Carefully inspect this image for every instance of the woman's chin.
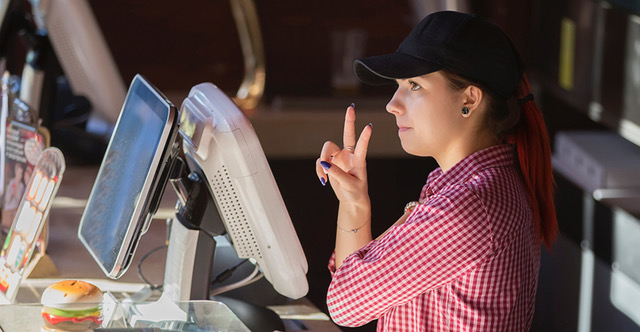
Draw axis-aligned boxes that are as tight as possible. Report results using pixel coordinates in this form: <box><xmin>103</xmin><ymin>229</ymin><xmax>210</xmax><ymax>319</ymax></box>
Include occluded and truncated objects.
<box><xmin>400</xmin><ymin>143</ymin><xmax>429</xmax><ymax>157</ymax></box>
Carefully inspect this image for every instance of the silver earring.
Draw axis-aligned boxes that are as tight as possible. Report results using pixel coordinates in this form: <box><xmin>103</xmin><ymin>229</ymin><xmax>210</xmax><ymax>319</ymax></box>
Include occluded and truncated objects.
<box><xmin>462</xmin><ymin>107</ymin><xmax>469</xmax><ymax>115</ymax></box>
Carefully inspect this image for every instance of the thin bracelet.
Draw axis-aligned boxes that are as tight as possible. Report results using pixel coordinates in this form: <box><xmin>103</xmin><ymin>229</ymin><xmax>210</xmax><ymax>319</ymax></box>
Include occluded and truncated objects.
<box><xmin>337</xmin><ymin>221</ymin><xmax>368</xmax><ymax>234</ymax></box>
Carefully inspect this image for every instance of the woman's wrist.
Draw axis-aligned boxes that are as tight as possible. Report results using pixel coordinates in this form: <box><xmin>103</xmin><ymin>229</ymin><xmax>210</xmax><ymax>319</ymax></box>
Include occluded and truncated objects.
<box><xmin>337</xmin><ymin>200</ymin><xmax>371</xmax><ymax>232</ymax></box>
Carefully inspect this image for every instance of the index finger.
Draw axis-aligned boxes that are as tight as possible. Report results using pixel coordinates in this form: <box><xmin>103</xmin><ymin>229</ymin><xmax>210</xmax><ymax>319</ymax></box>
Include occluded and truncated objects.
<box><xmin>343</xmin><ymin>104</ymin><xmax>356</xmax><ymax>150</ymax></box>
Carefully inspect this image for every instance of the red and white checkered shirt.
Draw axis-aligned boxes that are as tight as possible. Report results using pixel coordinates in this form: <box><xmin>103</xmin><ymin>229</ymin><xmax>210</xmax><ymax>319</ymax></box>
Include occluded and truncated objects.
<box><xmin>327</xmin><ymin>144</ymin><xmax>541</xmax><ymax>331</ymax></box>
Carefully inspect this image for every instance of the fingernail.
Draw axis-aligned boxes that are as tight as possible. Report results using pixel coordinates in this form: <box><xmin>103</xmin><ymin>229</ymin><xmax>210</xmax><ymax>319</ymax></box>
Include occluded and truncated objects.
<box><xmin>320</xmin><ymin>161</ymin><xmax>332</xmax><ymax>170</ymax></box>
<box><xmin>320</xmin><ymin>177</ymin><xmax>326</xmax><ymax>186</ymax></box>
<box><xmin>368</xmin><ymin>123</ymin><xmax>373</xmax><ymax>128</ymax></box>
<box><xmin>350</xmin><ymin>102</ymin><xmax>355</xmax><ymax>109</ymax></box>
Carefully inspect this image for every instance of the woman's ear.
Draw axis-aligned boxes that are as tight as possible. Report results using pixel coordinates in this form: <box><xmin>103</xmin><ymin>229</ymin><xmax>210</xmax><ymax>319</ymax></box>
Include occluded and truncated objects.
<box><xmin>462</xmin><ymin>85</ymin><xmax>483</xmax><ymax>117</ymax></box>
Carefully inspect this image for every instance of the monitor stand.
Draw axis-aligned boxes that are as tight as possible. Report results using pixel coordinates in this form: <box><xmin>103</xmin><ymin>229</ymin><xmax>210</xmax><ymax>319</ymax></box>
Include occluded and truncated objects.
<box><xmin>160</xmin><ymin>156</ymin><xmax>285</xmax><ymax>332</ymax></box>
<box><xmin>162</xmin><ymin>218</ymin><xmax>215</xmax><ymax>301</ymax></box>
<box><xmin>162</xmin><ymin>156</ymin><xmax>224</xmax><ymax>301</ymax></box>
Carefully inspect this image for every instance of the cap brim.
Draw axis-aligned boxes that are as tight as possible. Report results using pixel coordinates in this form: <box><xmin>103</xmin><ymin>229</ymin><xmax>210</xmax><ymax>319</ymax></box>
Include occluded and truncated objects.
<box><xmin>354</xmin><ymin>52</ymin><xmax>444</xmax><ymax>86</ymax></box>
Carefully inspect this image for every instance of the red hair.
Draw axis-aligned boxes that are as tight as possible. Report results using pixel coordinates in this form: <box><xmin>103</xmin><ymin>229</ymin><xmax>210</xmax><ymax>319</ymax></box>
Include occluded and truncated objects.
<box><xmin>508</xmin><ymin>73</ymin><xmax>558</xmax><ymax>250</ymax></box>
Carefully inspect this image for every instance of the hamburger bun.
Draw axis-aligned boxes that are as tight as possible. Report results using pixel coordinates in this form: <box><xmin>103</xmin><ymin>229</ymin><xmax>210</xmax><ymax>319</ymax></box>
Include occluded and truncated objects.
<box><xmin>41</xmin><ymin>280</ymin><xmax>103</xmax><ymax>308</ymax></box>
<box><xmin>41</xmin><ymin>280</ymin><xmax>103</xmax><ymax>331</ymax></box>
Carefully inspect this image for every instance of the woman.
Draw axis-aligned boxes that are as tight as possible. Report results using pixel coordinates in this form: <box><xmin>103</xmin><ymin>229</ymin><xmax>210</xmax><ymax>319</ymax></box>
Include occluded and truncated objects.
<box><xmin>315</xmin><ymin>11</ymin><xmax>558</xmax><ymax>331</ymax></box>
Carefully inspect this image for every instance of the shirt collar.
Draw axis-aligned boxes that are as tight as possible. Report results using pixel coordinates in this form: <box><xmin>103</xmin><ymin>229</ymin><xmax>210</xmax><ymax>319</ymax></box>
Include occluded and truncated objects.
<box><xmin>425</xmin><ymin>144</ymin><xmax>516</xmax><ymax>195</ymax></box>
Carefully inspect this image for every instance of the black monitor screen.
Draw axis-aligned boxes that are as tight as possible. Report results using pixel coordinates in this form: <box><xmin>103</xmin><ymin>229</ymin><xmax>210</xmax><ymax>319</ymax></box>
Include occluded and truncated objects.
<box><xmin>78</xmin><ymin>75</ymin><xmax>177</xmax><ymax>278</ymax></box>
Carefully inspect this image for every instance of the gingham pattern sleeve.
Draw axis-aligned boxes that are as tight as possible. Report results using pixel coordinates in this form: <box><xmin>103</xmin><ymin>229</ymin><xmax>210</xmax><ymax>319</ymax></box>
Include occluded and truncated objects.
<box><xmin>326</xmin><ymin>185</ymin><xmax>492</xmax><ymax>327</ymax></box>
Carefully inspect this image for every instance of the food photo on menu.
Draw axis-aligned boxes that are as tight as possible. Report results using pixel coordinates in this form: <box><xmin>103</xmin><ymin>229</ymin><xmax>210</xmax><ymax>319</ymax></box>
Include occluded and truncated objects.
<box><xmin>1</xmin><ymin>121</ymin><xmax>48</xmax><ymax>233</ymax></box>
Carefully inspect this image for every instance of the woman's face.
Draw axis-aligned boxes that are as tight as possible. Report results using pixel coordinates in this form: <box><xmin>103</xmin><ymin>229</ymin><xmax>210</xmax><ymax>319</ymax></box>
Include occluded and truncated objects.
<box><xmin>386</xmin><ymin>71</ymin><xmax>466</xmax><ymax>157</ymax></box>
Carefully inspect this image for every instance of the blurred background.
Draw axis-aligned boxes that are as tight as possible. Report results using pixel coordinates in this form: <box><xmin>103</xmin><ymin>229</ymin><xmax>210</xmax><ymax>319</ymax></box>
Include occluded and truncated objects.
<box><xmin>3</xmin><ymin>0</ymin><xmax>640</xmax><ymax>331</ymax></box>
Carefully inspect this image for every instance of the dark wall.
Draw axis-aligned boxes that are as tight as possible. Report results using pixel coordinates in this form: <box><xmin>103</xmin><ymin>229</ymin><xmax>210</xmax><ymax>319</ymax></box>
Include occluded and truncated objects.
<box><xmin>89</xmin><ymin>0</ymin><xmax>413</xmax><ymax>99</ymax></box>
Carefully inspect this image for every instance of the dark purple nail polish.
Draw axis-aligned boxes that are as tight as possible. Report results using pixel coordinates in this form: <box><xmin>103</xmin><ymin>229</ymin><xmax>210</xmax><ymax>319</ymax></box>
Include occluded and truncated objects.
<box><xmin>350</xmin><ymin>102</ymin><xmax>355</xmax><ymax>109</ymax></box>
<box><xmin>320</xmin><ymin>177</ymin><xmax>326</xmax><ymax>186</ymax></box>
<box><xmin>320</xmin><ymin>161</ymin><xmax>331</xmax><ymax>170</ymax></box>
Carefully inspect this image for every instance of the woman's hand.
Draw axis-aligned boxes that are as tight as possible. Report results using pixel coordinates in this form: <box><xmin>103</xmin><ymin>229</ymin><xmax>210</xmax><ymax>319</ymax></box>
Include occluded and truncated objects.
<box><xmin>317</xmin><ymin>104</ymin><xmax>374</xmax><ymax>268</ymax></box>
<box><xmin>316</xmin><ymin>104</ymin><xmax>373</xmax><ymax>208</ymax></box>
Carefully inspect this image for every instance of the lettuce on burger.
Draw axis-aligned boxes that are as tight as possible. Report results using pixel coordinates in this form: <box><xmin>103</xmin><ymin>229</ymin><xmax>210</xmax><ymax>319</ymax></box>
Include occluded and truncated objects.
<box><xmin>41</xmin><ymin>280</ymin><xmax>103</xmax><ymax>331</ymax></box>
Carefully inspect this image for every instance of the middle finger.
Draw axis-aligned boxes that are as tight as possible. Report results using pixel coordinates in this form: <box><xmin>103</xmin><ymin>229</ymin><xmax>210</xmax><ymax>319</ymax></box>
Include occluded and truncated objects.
<box><xmin>343</xmin><ymin>104</ymin><xmax>357</xmax><ymax>151</ymax></box>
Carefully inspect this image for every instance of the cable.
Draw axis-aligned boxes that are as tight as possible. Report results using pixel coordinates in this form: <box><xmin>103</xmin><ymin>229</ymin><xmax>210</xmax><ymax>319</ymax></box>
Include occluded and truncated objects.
<box><xmin>210</xmin><ymin>259</ymin><xmax>250</xmax><ymax>286</ymax></box>
<box><xmin>209</xmin><ymin>263</ymin><xmax>263</xmax><ymax>297</ymax></box>
<box><xmin>135</xmin><ymin>217</ymin><xmax>171</xmax><ymax>291</ymax></box>
<box><xmin>137</xmin><ymin>244</ymin><xmax>167</xmax><ymax>290</ymax></box>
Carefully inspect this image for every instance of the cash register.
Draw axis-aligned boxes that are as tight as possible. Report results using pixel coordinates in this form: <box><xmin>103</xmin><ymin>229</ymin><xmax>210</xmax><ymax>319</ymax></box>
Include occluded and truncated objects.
<box><xmin>75</xmin><ymin>74</ymin><xmax>309</xmax><ymax>330</ymax></box>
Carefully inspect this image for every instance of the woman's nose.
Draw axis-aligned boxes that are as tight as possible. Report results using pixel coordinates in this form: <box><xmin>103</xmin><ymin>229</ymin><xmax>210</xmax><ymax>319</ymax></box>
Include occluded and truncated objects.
<box><xmin>386</xmin><ymin>90</ymin><xmax>404</xmax><ymax>115</ymax></box>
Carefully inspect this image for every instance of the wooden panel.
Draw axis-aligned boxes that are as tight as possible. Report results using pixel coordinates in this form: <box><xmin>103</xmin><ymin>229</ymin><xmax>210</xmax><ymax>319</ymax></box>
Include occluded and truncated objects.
<box><xmin>89</xmin><ymin>0</ymin><xmax>412</xmax><ymax>99</ymax></box>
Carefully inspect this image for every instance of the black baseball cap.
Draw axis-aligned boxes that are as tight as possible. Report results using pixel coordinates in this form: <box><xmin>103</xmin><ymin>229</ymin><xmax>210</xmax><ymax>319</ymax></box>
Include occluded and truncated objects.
<box><xmin>354</xmin><ymin>11</ymin><xmax>524</xmax><ymax>100</ymax></box>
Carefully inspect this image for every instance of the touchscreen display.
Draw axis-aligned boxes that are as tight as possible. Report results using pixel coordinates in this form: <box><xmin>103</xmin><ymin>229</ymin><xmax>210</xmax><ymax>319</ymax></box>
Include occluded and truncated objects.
<box><xmin>78</xmin><ymin>75</ymin><xmax>175</xmax><ymax>278</ymax></box>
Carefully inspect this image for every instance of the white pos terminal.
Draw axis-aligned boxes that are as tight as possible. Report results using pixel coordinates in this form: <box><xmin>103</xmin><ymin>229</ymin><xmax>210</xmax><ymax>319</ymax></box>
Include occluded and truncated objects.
<box><xmin>77</xmin><ymin>74</ymin><xmax>308</xmax><ymax>330</ymax></box>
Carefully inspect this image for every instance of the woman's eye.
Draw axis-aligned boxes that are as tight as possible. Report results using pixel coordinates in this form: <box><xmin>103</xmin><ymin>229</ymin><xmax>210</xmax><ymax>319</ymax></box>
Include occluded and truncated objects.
<box><xmin>409</xmin><ymin>81</ymin><xmax>421</xmax><ymax>91</ymax></box>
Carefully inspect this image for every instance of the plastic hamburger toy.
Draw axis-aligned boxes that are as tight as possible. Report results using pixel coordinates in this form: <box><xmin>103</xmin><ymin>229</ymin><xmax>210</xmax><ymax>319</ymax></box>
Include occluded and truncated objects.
<box><xmin>40</xmin><ymin>280</ymin><xmax>104</xmax><ymax>331</ymax></box>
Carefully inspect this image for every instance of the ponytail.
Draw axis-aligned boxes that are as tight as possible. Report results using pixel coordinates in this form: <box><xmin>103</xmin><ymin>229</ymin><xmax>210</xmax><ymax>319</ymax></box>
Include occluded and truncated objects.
<box><xmin>442</xmin><ymin>69</ymin><xmax>559</xmax><ymax>249</ymax></box>
<box><xmin>508</xmin><ymin>73</ymin><xmax>558</xmax><ymax>250</ymax></box>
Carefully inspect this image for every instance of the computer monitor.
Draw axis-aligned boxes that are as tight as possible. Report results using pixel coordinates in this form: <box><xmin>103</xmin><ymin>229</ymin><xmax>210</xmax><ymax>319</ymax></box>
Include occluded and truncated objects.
<box><xmin>78</xmin><ymin>74</ymin><xmax>308</xmax><ymax>300</ymax></box>
<box><xmin>173</xmin><ymin>82</ymin><xmax>308</xmax><ymax>300</ymax></box>
<box><xmin>27</xmin><ymin>0</ymin><xmax>126</xmax><ymax>125</ymax></box>
<box><xmin>77</xmin><ymin>74</ymin><xmax>178</xmax><ymax>279</ymax></box>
